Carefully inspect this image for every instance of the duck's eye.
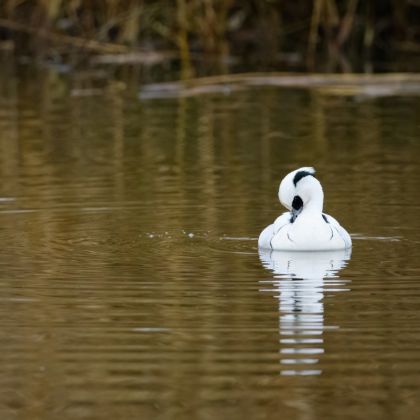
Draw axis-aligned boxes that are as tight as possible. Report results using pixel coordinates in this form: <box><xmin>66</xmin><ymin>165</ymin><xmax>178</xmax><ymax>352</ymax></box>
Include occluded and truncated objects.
<box><xmin>292</xmin><ymin>195</ymin><xmax>303</xmax><ymax>210</ymax></box>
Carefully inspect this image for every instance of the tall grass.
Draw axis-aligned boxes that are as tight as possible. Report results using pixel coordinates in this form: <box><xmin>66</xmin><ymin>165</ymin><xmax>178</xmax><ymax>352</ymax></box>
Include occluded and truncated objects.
<box><xmin>0</xmin><ymin>0</ymin><xmax>418</xmax><ymax>72</ymax></box>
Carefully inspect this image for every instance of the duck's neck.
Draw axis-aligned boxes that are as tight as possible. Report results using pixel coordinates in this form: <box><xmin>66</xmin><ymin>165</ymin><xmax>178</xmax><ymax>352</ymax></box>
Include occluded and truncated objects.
<box><xmin>302</xmin><ymin>191</ymin><xmax>324</xmax><ymax>215</ymax></box>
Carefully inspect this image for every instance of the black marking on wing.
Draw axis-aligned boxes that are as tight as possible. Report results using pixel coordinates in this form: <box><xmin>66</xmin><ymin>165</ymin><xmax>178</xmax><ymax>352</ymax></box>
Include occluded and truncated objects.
<box><xmin>293</xmin><ymin>170</ymin><xmax>314</xmax><ymax>186</ymax></box>
<box><xmin>322</xmin><ymin>214</ymin><xmax>329</xmax><ymax>223</ymax></box>
<box><xmin>270</xmin><ymin>223</ymin><xmax>288</xmax><ymax>249</ymax></box>
<box><xmin>333</xmin><ymin>226</ymin><xmax>347</xmax><ymax>246</ymax></box>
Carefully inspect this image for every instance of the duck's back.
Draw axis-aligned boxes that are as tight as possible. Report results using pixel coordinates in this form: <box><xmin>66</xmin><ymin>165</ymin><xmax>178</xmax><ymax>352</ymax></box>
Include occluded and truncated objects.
<box><xmin>260</xmin><ymin>212</ymin><xmax>351</xmax><ymax>251</ymax></box>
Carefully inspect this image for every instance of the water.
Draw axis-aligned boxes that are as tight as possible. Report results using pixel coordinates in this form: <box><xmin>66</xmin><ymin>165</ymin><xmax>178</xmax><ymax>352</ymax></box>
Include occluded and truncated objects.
<box><xmin>0</xmin><ymin>65</ymin><xmax>420</xmax><ymax>420</ymax></box>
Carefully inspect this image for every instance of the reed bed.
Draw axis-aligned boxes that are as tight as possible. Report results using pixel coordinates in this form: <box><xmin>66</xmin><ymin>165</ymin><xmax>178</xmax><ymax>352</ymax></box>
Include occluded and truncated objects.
<box><xmin>0</xmin><ymin>0</ymin><xmax>418</xmax><ymax>72</ymax></box>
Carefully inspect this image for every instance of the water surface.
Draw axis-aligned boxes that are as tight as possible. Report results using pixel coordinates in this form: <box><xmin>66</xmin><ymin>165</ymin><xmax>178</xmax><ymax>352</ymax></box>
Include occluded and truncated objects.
<box><xmin>0</xmin><ymin>66</ymin><xmax>419</xmax><ymax>420</ymax></box>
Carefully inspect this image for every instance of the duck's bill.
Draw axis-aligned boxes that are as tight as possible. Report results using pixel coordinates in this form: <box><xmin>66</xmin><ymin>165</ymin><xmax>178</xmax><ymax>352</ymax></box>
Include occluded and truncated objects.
<box><xmin>291</xmin><ymin>207</ymin><xmax>302</xmax><ymax>223</ymax></box>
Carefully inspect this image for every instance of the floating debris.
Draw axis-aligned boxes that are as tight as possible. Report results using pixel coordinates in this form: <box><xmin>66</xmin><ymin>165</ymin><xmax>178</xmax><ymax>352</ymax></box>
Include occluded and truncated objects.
<box><xmin>139</xmin><ymin>73</ymin><xmax>420</xmax><ymax>100</ymax></box>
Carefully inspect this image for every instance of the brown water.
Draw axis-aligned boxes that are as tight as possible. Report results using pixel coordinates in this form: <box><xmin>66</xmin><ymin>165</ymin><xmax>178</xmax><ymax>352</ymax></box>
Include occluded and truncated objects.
<box><xmin>0</xmin><ymin>66</ymin><xmax>420</xmax><ymax>420</ymax></box>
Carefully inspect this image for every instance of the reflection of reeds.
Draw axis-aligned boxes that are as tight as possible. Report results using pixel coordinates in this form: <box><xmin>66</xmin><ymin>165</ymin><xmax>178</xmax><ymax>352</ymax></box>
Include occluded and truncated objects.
<box><xmin>0</xmin><ymin>1</ymin><xmax>418</xmax><ymax>73</ymax></box>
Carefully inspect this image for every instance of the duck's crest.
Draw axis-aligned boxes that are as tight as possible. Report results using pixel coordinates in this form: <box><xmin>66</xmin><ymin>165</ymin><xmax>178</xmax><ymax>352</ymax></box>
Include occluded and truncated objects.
<box><xmin>293</xmin><ymin>167</ymin><xmax>316</xmax><ymax>186</ymax></box>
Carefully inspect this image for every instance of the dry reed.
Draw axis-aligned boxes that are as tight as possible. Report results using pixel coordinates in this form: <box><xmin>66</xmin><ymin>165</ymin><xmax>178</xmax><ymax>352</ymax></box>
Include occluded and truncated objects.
<box><xmin>0</xmin><ymin>0</ymin><xmax>418</xmax><ymax>73</ymax></box>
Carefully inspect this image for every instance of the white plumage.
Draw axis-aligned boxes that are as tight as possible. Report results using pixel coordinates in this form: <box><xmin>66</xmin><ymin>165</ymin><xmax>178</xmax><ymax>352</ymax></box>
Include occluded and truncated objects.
<box><xmin>258</xmin><ymin>167</ymin><xmax>351</xmax><ymax>251</ymax></box>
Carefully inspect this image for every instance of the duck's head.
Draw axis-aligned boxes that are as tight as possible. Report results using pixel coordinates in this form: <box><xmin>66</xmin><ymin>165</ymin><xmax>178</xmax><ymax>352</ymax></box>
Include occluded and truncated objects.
<box><xmin>278</xmin><ymin>167</ymin><xmax>324</xmax><ymax>219</ymax></box>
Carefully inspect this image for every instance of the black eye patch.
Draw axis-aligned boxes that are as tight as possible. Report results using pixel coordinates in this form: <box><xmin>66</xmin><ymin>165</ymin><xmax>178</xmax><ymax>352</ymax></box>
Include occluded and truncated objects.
<box><xmin>292</xmin><ymin>195</ymin><xmax>303</xmax><ymax>210</ymax></box>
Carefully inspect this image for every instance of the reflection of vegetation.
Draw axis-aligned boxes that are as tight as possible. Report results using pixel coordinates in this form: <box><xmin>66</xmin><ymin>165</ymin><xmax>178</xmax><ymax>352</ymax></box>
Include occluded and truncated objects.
<box><xmin>0</xmin><ymin>1</ymin><xmax>419</xmax><ymax>73</ymax></box>
<box><xmin>1</xmin><ymin>68</ymin><xmax>419</xmax><ymax>241</ymax></box>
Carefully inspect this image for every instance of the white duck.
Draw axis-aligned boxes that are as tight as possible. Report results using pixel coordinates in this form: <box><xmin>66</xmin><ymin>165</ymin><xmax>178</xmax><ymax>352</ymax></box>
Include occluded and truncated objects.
<box><xmin>258</xmin><ymin>167</ymin><xmax>352</xmax><ymax>251</ymax></box>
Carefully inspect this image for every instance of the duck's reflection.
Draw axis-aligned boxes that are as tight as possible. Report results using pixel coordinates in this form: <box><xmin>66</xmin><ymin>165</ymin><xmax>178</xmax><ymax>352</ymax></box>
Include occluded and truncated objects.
<box><xmin>259</xmin><ymin>249</ymin><xmax>351</xmax><ymax>376</ymax></box>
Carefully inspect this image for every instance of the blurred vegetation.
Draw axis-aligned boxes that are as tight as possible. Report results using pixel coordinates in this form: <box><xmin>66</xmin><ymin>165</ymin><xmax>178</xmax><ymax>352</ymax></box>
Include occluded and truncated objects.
<box><xmin>0</xmin><ymin>0</ymin><xmax>419</xmax><ymax>74</ymax></box>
